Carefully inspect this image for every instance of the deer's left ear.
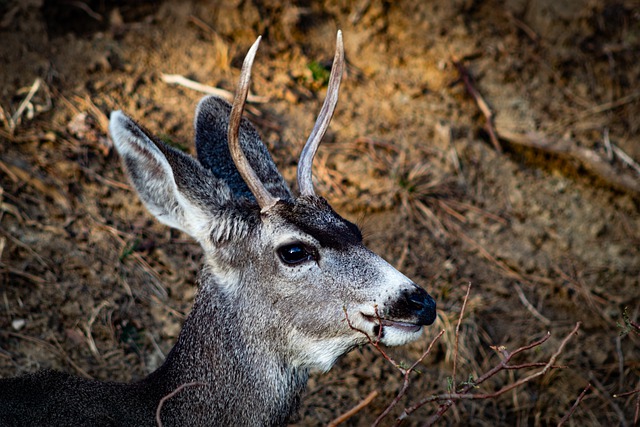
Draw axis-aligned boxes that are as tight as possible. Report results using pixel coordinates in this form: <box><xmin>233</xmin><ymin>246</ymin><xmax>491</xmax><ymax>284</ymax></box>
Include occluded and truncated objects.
<box><xmin>110</xmin><ymin>111</ymin><xmax>250</xmax><ymax>245</ymax></box>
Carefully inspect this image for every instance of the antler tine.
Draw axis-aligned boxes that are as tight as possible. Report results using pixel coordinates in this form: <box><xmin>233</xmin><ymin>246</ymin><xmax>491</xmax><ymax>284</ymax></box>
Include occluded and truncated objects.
<box><xmin>228</xmin><ymin>36</ymin><xmax>280</xmax><ymax>212</ymax></box>
<box><xmin>297</xmin><ymin>30</ymin><xmax>345</xmax><ymax>197</ymax></box>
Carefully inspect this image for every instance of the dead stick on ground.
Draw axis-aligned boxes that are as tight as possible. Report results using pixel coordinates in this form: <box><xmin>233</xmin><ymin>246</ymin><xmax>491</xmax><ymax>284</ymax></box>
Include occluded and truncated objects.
<box><xmin>327</xmin><ymin>390</ymin><xmax>379</xmax><ymax>427</ymax></box>
<box><xmin>513</xmin><ymin>283</ymin><xmax>551</xmax><ymax>326</ymax></box>
<box><xmin>496</xmin><ymin>129</ymin><xmax>640</xmax><ymax>196</ymax></box>
<box><xmin>451</xmin><ymin>57</ymin><xmax>640</xmax><ymax>196</ymax></box>
<box><xmin>452</xmin><ymin>56</ymin><xmax>502</xmax><ymax>153</ymax></box>
<box><xmin>8</xmin><ymin>78</ymin><xmax>43</xmax><ymax>134</ymax></box>
<box><xmin>161</xmin><ymin>73</ymin><xmax>268</xmax><ymax>104</ymax></box>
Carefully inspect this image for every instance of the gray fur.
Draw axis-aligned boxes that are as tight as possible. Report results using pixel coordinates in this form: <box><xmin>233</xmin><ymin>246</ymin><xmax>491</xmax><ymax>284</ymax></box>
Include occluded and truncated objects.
<box><xmin>0</xmin><ymin>95</ymin><xmax>436</xmax><ymax>426</ymax></box>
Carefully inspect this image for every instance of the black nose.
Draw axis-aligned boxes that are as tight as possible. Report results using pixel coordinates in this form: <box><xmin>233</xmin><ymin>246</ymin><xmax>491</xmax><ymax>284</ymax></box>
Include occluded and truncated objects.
<box><xmin>405</xmin><ymin>286</ymin><xmax>437</xmax><ymax>325</ymax></box>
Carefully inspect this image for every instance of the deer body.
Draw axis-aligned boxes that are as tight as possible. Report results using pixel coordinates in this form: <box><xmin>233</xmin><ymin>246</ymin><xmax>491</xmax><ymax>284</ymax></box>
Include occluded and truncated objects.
<box><xmin>0</xmin><ymin>33</ymin><xmax>436</xmax><ymax>426</ymax></box>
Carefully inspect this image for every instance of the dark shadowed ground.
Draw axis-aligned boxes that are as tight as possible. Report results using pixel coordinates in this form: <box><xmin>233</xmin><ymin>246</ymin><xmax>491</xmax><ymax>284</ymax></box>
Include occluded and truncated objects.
<box><xmin>1</xmin><ymin>0</ymin><xmax>639</xmax><ymax>425</ymax></box>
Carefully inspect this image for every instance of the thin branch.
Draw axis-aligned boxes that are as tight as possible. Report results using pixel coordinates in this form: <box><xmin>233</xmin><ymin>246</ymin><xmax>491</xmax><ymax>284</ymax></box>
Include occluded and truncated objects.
<box><xmin>613</xmin><ymin>388</ymin><xmax>640</xmax><ymax>398</ymax></box>
<box><xmin>589</xmin><ymin>373</ymin><xmax>628</xmax><ymax>427</ymax></box>
<box><xmin>405</xmin><ymin>322</ymin><xmax>581</xmax><ymax>426</ymax></box>
<box><xmin>452</xmin><ymin>283</ymin><xmax>472</xmax><ymax>391</ymax></box>
<box><xmin>343</xmin><ymin>307</ymin><xmax>445</xmax><ymax>427</ymax></box>
<box><xmin>372</xmin><ymin>330</ymin><xmax>445</xmax><ymax>427</ymax></box>
<box><xmin>156</xmin><ymin>382</ymin><xmax>207</xmax><ymax>427</ymax></box>
<box><xmin>327</xmin><ymin>390</ymin><xmax>379</xmax><ymax>427</ymax></box>
<box><xmin>557</xmin><ymin>384</ymin><xmax>592</xmax><ymax>427</ymax></box>
<box><xmin>513</xmin><ymin>283</ymin><xmax>551</xmax><ymax>326</ymax></box>
<box><xmin>343</xmin><ymin>306</ymin><xmax>400</xmax><ymax>369</ymax></box>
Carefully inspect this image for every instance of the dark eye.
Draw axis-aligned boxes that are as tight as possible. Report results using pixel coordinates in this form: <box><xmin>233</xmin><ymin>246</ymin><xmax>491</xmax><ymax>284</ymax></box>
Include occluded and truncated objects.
<box><xmin>278</xmin><ymin>243</ymin><xmax>314</xmax><ymax>265</ymax></box>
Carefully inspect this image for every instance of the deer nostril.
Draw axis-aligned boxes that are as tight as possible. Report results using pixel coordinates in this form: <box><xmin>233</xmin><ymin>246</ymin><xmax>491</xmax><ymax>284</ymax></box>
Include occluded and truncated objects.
<box><xmin>406</xmin><ymin>287</ymin><xmax>437</xmax><ymax>325</ymax></box>
<box><xmin>408</xmin><ymin>293</ymin><xmax>426</xmax><ymax>310</ymax></box>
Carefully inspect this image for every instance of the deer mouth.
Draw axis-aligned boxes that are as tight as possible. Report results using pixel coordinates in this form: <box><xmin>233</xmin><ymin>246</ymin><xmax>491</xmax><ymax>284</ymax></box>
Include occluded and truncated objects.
<box><xmin>362</xmin><ymin>313</ymin><xmax>422</xmax><ymax>333</ymax></box>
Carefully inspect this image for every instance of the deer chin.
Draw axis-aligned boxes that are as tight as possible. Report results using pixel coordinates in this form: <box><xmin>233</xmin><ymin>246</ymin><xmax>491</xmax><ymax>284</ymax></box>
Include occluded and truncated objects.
<box><xmin>361</xmin><ymin>313</ymin><xmax>424</xmax><ymax>346</ymax></box>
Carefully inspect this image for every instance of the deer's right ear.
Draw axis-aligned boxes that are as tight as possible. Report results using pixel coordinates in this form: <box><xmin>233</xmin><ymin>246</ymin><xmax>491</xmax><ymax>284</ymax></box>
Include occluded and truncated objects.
<box><xmin>194</xmin><ymin>96</ymin><xmax>293</xmax><ymax>202</ymax></box>
<box><xmin>109</xmin><ymin>111</ymin><xmax>238</xmax><ymax>244</ymax></box>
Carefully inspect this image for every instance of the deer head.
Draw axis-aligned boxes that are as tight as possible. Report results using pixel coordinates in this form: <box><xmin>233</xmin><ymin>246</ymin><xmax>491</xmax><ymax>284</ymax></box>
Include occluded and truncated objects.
<box><xmin>109</xmin><ymin>31</ymin><xmax>436</xmax><ymax>373</ymax></box>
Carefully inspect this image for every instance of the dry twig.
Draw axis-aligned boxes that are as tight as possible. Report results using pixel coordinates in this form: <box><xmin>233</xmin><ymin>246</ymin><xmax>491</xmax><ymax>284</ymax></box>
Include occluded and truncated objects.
<box><xmin>452</xmin><ymin>56</ymin><xmax>501</xmax><ymax>153</ymax></box>
<box><xmin>343</xmin><ymin>306</ymin><xmax>445</xmax><ymax>426</ymax></box>
<box><xmin>452</xmin><ymin>283</ymin><xmax>472</xmax><ymax>391</ymax></box>
<box><xmin>614</xmin><ymin>386</ymin><xmax>640</xmax><ymax>426</ymax></box>
<box><xmin>156</xmin><ymin>382</ymin><xmax>207</xmax><ymax>427</ymax></box>
<box><xmin>409</xmin><ymin>322</ymin><xmax>581</xmax><ymax>426</ymax></box>
<box><xmin>161</xmin><ymin>73</ymin><xmax>268</xmax><ymax>104</ymax></box>
<box><xmin>557</xmin><ymin>383</ymin><xmax>592</xmax><ymax>427</ymax></box>
<box><xmin>452</xmin><ymin>58</ymin><xmax>640</xmax><ymax>196</ymax></box>
<box><xmin>327</xmin><ymin>390</ymin><xmax>379</xmax><ymax>427</ymax></box>
<box><xmin>373</xmin><ymin>330</ymin><xmax>444</xmax><ymax>427</ymax></box>
<box><xmin>497</xmin><ymin>129</ymin><xmax>640</xmax><ymax>196</ymax></box>
<box><xmin>513</xmin><ymin>282</ymin><xmax>552</xmax><ymax>326</ymax></box>
<box><xmin>342</xmin><ymin>287</ymin><xmax>581</xmax><ymax>426</ymax></box>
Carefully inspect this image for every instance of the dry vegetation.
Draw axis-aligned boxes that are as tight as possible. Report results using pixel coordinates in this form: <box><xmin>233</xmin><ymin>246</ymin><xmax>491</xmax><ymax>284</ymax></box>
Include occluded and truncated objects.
<box><xmin>1</xmin><ymin>0</ymin><xmax>639</xmax><ymax>425</ymax></box>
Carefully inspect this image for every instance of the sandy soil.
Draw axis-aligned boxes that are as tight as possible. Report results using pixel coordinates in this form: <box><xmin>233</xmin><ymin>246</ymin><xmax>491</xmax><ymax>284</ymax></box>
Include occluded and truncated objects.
<box><xmin>1</xmin><ymin>0</ymin><xmax>639</xmax><ymax>425</ymax></box>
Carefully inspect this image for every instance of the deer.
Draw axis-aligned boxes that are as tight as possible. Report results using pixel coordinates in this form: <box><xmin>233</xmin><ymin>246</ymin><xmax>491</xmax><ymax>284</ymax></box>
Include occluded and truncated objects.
<box><xmin>0</xmin><ymin>31</ymin><xmax>436</xmax><ymax>426</ymax></box>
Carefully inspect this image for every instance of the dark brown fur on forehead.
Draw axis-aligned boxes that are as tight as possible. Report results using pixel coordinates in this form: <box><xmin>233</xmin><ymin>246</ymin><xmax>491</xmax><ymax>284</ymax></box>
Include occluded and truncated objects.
<box><xmin>274</xmin><ymin>196</ymin><xmax>362</xmax><ymax>249</ymax></box>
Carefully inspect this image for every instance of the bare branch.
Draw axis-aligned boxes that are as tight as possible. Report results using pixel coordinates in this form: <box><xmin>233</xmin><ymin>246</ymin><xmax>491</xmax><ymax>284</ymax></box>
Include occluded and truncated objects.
<box><xmin>343</xmin><ymin>306</ymin><xmax>401</xmax><ymax>369</ymax></box>
<box><xmin>371</xmin><ymin>330</ymin><xmax>444</xmax><ymax>427</ymax></box>
<box><xmin>327</xmin><ymin>390</ymin><xmax>378</xmax><ymax>427</ymax></box>
<box><xmin>613</xmin><ymin>388</ymin><xmax>640</xmax><ymax>399</ymax></box>
<box><xmin>557</xmin><ymin>384</ymin><xmax>591</xmax><ymax>427</ymax></box>
<box><xmin>156</xmin><ymin>382</ymin><xmax>207</xmax><ymax>427</ymax></box>
<box><xmin>452</xmin><ymin>283</ymin><xmax>472</xmax><ymax>392</ymax></box>
<box><xmin>407</xmin><ymin>322</ymin><xmax>581</xmax><ymax>426</ymax></box>
<box><xmin>513</xmin><ymin>283</ymin><xmax>551</xmax><ymax>326</ymax></box>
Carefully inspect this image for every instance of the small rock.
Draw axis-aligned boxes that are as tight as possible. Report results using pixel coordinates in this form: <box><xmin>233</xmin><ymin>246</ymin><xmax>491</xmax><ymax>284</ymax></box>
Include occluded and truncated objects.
<box><xmin>11</xmin><ymin>318</ymin><xmax>26</xmax><ymax>331</ymax></box>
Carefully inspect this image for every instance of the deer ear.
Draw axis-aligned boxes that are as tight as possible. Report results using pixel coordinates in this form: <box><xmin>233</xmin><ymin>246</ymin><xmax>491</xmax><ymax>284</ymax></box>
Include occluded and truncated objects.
<box><xmin>194</xmin><ymin>96</ymin><xmax>293</xmax><ymax>202</ymax></box>
<box><xmin>109</xmin><ymin>111</ymin><xmax>242</xmax><ymax>244</ymax></box>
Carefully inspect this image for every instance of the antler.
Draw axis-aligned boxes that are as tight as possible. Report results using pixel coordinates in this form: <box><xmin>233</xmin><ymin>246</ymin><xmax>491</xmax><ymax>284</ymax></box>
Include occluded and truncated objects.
<box><xmin>297</xmin><ymin>30</ymin><xmax>345</xmax><ymax>197</ymax></box>
<box><xmin>228</xmin><ymin>36</ymin><xmax>280</xmax><ymax>212</ymax></box>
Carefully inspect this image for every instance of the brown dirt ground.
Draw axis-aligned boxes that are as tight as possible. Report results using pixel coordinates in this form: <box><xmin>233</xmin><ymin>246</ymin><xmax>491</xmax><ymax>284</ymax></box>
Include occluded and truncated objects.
<box><xmin>1</xmin><ymin>0</ymin><xmax>639</xmax><ymax>425</ymax></box>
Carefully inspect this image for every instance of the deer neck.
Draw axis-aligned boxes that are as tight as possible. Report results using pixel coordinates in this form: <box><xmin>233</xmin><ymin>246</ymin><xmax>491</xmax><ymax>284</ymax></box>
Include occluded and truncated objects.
<box><xmin>144</xmin><ymin>273</ymin><xmax>309</xmax><ymax>425</ymax></box>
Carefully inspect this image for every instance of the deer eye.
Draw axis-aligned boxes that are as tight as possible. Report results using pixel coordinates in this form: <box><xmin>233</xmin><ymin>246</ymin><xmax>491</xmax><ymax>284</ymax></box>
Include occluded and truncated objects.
<box><xmin>278</xmin><ymin>243</ymin><xmax>315</xmax><ymax>265</ymax></box>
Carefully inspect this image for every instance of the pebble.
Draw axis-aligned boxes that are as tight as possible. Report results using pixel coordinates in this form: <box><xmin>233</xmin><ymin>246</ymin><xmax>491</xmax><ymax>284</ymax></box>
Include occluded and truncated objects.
<box><xmin>11</xmin><ymin>318</ymin><xmax>26</xmax><ymax>331</ymax></box>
